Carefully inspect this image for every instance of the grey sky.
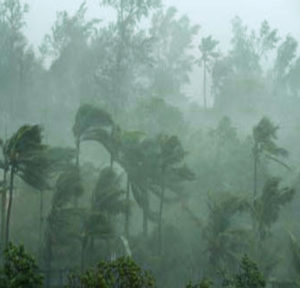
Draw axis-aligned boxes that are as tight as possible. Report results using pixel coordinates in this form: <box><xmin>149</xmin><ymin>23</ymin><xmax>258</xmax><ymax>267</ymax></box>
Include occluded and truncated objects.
<box><xmin>23</xmin><ymin>0</ymin><xmax>300</xmax><ymax>104</ymax></box>
<box><xmin>24</xmin><ymin>0</ymin><xmax>300</xmax><ymax>50</ymax></box>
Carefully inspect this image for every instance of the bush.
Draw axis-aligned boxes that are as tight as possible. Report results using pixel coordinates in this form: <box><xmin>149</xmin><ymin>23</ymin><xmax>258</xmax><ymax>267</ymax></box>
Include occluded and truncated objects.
<box><xmin>67</xmin><ymin>257</ymin><xmax>155</xmax><ymax>288</ymax></box>
<box><xmin>223</xmin><ymin>255</ymin><xmax>265</xmax><ymax>288</ymax></box>
<box><xmin>0</xmin><ymin>243</ymin><xmax>43</xmax><ymax>288</ymax></box>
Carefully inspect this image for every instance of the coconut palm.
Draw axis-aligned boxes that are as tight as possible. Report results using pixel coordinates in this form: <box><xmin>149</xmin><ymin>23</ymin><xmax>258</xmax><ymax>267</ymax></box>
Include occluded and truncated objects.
<box><xmin>118</xmin><ymin>132</ymin><xmax>159</xmax><ymax>238</ymax></box>
<box><xmin>252</xmin><ymin>177</ymin><xmax>295</xmax><ymax>241</ymax></box>
<box><xmin>197</xmin><ymin>35</ymin><xmax>219</xmax><ymax>108</ymax></box>
<box><xmin>3</xmin><ymin>125</ymin><xmax>50</xmax><ymax>247</ymax></box>
<box><xmin>252</xmin><ymin>117</ymin><xmax>290</xmax><ymax>200</ymax></box>
<box><xmin>38</xmin><ymin>147</ymin><xmax>76</xmax><ymax>253</ymax></box>
<box><xmin>116</xmin><ymin>131</ymin><xmax>143</xmax><ymax>238</ymax></box>
<box><xmin>44</xmin><ymin>164</ymin><xmax>84</xmax><ymax>287</ymax></box>
<box><xmin>81</xmin><ymin>167</ymin><xmax>126</xmax><ymax>270</ymax></box>
<box><xmin>156</xmin><ymin>134</ymin><xmax>194</xmax><ymax>255</ymax></box>
<box><xmin>203</xmin><ymin>193</ymin><xmax>248</xmax><ymax>276</ymax></box>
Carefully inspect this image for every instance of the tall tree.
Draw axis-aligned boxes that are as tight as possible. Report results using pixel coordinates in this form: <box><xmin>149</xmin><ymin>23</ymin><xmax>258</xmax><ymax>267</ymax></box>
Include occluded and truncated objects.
<box><xmin>95</xmin><ymin>0</ymin><xmax>161</xmax><ymax>111</ymax></box>
<box><xmin>120</xmin><ymin>135</ymin><xmax>160</xmax><ymax>237</ymax></box>
<box><xmin>147</xmin><ymin>7</ymin><xmax>199</xmax><ymax>104</ymax></box>
<box><xmin>40</xmin><ymin>3</ymin><xmax>99</xmax><ymax>111</ymax></box>
<box><xmin>44</xmin><ymin>164</ymin><xmax>83</xmax><ymax>287</ymax></box>
<box><xmin>156</xmin><ymin>134</ymin><xmax>194</xmax><ymax>255</ymax></box>
<box><xmin>81</xmin><ymin>167</ymin><xmax>126</xmax><ymax>270</ymax></box>
<box><xmin>252</xmin><ymin>177</ymin><xmax>294</xmax><ymax>240</ymax></box>
<box><xmin>3</xmin><ymin>125</ymin><xmax>49</xmax><ymax>246</ymax></box>
<box><xmin>197</xmin><ymin>36</ymin><xmax>219</xmax><ymax>108</ymax></box>
<box><xmin>212</xmin><ymin>18</ymin><xmax>279</xmax><ymax>113</ymax></box>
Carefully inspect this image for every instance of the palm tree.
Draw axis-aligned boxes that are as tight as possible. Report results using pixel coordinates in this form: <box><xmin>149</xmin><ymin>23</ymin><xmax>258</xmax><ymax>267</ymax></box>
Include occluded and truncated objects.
<box><xmin>73</xmin><ymin>104</ymin><xmax>115</xmax><ymax>168</ymax></box>
<box><xmin>252</xmin><ymin>177</ymin><xmax>294</xmax><ymax>241</ymax></box>
<box><xmin>3</xmin><ymin>125</ymin><xmax>50</xmax><ymax>247</ymax></box>
<box><xmin>38</xmin><ymin>147</ymin><xmax>76</xmax><ymax>251</ymax></box>
<box><xmin>118</xmin><ymin>132</ymin><xmax>159</xmax><ymax>238</ymax></box>
<box><xmin>204</xmin><ymin>193</ymin><xmax>248</xmax><ymax>276</ymax></box>
<box><xmin>81</xmin><ymin>167</ymin><xmax>126</xmax><ymax>270</ymax></box>
<box><xmin>197</xmin><ymin>35</ymin><xmax>219</xmax><ymax>109</ymax></box>
<box><xmin>44</xmin><ymin>164</ymin><xmax>83</xmax><ymax>287</ymax></box>
<box><xmin>117</xmin><ymin>131</ymin><xmax>144</xmax><ymax>238</ymax></box>
<box><xmin>157</xmin><ymin>134</ymin><xmax>194</xmax><ymax>255</ymax></box>
<box><xmin>252</xmin><ymin>117</ymin><xmax>290</xmax><ymax>201</ymax></box>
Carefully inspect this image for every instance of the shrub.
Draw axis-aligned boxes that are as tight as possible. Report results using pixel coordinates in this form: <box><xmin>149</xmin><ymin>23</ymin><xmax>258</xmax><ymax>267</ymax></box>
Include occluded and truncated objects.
<box><xmin>0</xmin><ymin>243</ymin><xmax>43</xmax><ymax>288</ymax></box>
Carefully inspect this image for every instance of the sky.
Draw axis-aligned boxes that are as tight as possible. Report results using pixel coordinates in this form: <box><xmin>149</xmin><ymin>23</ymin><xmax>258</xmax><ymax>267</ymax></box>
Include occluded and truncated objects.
<box><xmin>24</xmin><ymin>0</ymin><xmax>300</xmax><ymax>50</ymax></box>
<box><xmin>23</xmin><ymin>0</ymin><xmax>300</xmax><ymax>104</ymax></box>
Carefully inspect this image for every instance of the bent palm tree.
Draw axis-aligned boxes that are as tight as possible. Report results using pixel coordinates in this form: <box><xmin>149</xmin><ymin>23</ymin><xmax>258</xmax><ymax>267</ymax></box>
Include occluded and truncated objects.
<box><xmin>118</xmin><ymin>132</ymin><xmax>159</xmax><ymax>238</ymax></box>
<box><xmin>81</xmin><ymin>167</ymin><xmax>125</xmax><ymax>270</ymax></box>
<box><xmin>157</xmin><ymin>134</ymin><xmax>194</xmax><ymax>255</ymax></box>
<box><xmin>252</xmin><ymin>177</ymin><xmax>295</xmax><ymax>240</ymax></box>
<box><xmin>45</xmin><ymin>164</ymin><xmax>84</xmax><ymax>287</ymax></box>
<box><xmin>4</xmin><ymin>125</ymin><xmax>50</xmax><ymax>247</ymax></box>
<box><xmin>252</xmin><ymin>117</ymin><xmax>290</xmax><ymax>200</ymax></box>
<box><xmin>204</xmin><ymin>193</ymin><xmax>248</xmax><ymax>276</ymax></box>
<box><xmin>73</xmin><ymin>104</ymin><xmax>115</xmax><ymax>167</ymax></box>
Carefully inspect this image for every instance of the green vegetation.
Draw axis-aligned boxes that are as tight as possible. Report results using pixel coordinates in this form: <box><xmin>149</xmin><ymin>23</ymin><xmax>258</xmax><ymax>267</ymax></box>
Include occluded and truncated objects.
<box><xmin>0</xmin><ymin>243</ymin><xmax>43</xmax><ymax>288</ymax></box>
<box><xmin>0</xmin><ymin>0</ymin><xmax>300</xmax><ymax>287</ymax></box>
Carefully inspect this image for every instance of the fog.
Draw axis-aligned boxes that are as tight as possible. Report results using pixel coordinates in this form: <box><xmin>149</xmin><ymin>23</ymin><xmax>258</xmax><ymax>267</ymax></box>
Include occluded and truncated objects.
<box><xmin>25</xmin><ymin>0</ymin><xmax>300</xmax><ymax>50</ymax></box>
<box><xmin>0</xmin><ymin>0</ymin><xmax>300</xmax><ymax>287</ymax></box>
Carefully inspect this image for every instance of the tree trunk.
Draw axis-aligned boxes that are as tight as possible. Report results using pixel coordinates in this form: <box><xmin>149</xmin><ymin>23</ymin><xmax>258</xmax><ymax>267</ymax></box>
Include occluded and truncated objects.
<box><xmin>5</xmin><ymin>166</ymin><xmax>14</xmax><ymax>247</ymax></box>
<box><xmin>1</xmin><ymin>168</ymin><xmax>7</xmax><ymax>250</ymax></box>
<box><xmin>38</xmin><ymin>189</ymin><xmax>44</xmax><ymax>258</ymax></box>
<box><xmin>110</xmin><ymin>153</ymin><xmax>114</xmax><ymax>169</ymax></box>
<box><xmin>158</xmin><ymin>170</ymin><xmax>165</xmax><ymax>255</ymax></box>
<box><xmin>45</xmin><ymin>233</ymin><xmax>53</xmax><ymax>288</ymax></box>
<box><xmin>254</xmin><ymin>156</ymin><xmax>257</xmax><ymax>200</ymax></box>
<box><xmin>203</xmin><ymin>60</ymin><xmax>207</xmax><ymax>109</ymax></box>
<box><xmin>143</xmin><ymin>189</ymin><xmax>149</xmax><ymax>237</ymax></box>
<box><xmin>143</xmin><ymin>206</ymin><xmax>148</xmax><ymax>238</ymax></box>
<box><xmin>253</xmin><ymin>145</ymin><xmax>258</xmax><ymax>202</ymax></box>
<box><xmin>76</xmin><ymin>139</ymin><xmax>80</xmax><ymax>168</ymax></box>
<box><xmin>81</xmin><ymin>236</ymin><xmax>88</xmax><ymax>272</ymax></box>
<box><xmin>125</xmin><ymin>176</ymin><xmax>130</xmax><ymax>238</ymax></box>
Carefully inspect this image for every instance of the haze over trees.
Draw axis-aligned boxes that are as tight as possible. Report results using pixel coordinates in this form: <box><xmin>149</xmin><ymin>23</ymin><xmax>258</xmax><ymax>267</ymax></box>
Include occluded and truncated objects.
<box><xmin>0</xmin><ymin>0</ymin><xmax>300</xmax><ymax>287</ymax></box>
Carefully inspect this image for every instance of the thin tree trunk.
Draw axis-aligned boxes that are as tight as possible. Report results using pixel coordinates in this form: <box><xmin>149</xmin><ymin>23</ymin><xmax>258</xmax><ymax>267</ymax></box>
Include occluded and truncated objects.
<box><xmin>254</xmin><ymin>156</ymin><xmax>257</xmax><ymax>200</ymax></box>
<box><xmin>125</xmin><ymin>176</ymin><xmax>130</xmax><ymax>238</ymax></box>
<box><xmin>76</xmin><ymin>139</ymin><xmax>80</xmax><ymax>168</ymax></box>
<box><xmin>143</xmin><ymin>189</ymin><xmax>149</xmax><ymax>237</ymax></box>
<box><xmin>45</xmin><ymin>233</ymin><xmax>53</xmax><ymax>288</ymax></box>
<box><xmin>203</xmin><ymin>61</ymin><xmax>207</xmax><ymax>109</ymax></box>
<box><xmin>158</xmin><ymin>170</ymin><xmax>165</xmax><ymax>255</ymax></box>
<box><xmin>75</xmin><ymin>140</ymin><xmax>80</xmax><ymax>207</ymax></box>
<box><xmin>81</xmin><ymin>236</ymin><xmax>88</xmax><ymax>272</ymax></box>
<box><xmin>38</xmin><ymin>189</ymin><xmax>44</xmax><ymax>258</ymax></box>
<box><xmin>252</xmin><ymin>145</ymin><xmax>260</xmax><ymax>255</ymax></box>
<box><xmin>5</xmin><ymin>167</ymin><xmax>14</xmax><ymax>247</ymax></box>
<box><xmin>110</xmin><ymin>154</ymin><xmax>114</xmax><ymax>169</ymax></box>
<box><xmin>1</xmin><ymin>168</ymin><xmax>7</xmax><ymax>250</ymax></box>
<box><xmin>253</xmin><ymin>145</ymin><xmax>258</xmax><ymax>202</ymax></box>
<box><xmin>143</xmin><ymin>207</ymin><xmax>148</xmax><ymax>238</ymax></box>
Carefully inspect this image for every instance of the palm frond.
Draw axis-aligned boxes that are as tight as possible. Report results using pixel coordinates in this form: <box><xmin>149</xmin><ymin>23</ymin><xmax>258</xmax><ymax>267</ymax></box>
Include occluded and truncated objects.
<box><xmin>52</xmin><ymin>165</ymin><xmax>83</xmax><ymax>208</ymax></box>
<box><xmin>73</xmin><ymin>104</ymin><xmax>114</xmax><ymax>140</ymax></box>
<box><xmin>93</xmin><ymin>167</ymin><xmax>125</xmax><ymax>215</ymax></box>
